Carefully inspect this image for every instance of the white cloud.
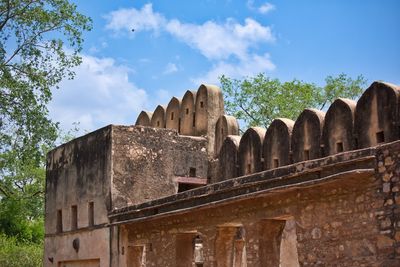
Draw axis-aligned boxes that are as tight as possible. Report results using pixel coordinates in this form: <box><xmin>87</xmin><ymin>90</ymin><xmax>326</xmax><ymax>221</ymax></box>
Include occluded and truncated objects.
<box><xmin>192</xmin><ymin>53</ymin><xmax>275</xmax><ymax>85</ymax></box>
<box><xmin>163</xmin><ymin>62</ymin><xmax>178</xmax><ymax>74</ymax></box>
<box><xmin>49</xmin><ymin>55</ymin><xmax>148</xmax><ymax>134</ymax></box>
<box><xmin>247</xmin><ymin>1</ymin><xmax>275</xmax><ymax>14</ymax></box>
<box><xmin>105</xmin><ymin>5</ymin><xmax>274</xmax><ymax>61</ymax></box>
<box><xmin>258</xmin><ymin>2</ymin><xmax>275</xmax><ymax>14</ymax></box>
<box><xmin>165</xmin><ymin>18</ymin><xmax>274</xmax><ymax>61</ymax></box>
<box><xmin>105</xmin><ymin>3</ymin><xmax>165</xmax><ymax>35</ymax></box>
<box><xmin>104</xmin><ymin>4</ymin><xmax>277</xmax><ymax>89</ymax></box>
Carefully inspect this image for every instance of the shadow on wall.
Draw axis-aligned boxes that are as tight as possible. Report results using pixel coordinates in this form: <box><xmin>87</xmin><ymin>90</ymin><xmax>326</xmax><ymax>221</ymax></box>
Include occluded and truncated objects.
<box><xmin>216</xmin><ymin>81</ymin><xmax>400</xmax><ymax>181</ymax></box>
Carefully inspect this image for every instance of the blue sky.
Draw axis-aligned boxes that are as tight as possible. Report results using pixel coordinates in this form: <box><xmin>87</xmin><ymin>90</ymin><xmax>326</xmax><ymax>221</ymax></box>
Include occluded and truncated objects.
<box><xmin>49</xmin><ymin>0</ymin><xmax>400</xmax><ymax>133</ymax></box>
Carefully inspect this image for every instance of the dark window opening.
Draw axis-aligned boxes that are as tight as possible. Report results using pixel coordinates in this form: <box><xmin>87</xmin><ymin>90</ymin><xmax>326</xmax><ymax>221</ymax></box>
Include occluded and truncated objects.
<box><xmin>57</xmin><ymin>209</ymin><xmax>63</xmax><ymax>233</ymax></box>
<box><xmin>189</xmin><ymin>167</ymin><xmax>196</xmax><ymax>177</ymax></box>
<box><xmin>171</xmin><ymin>112</ymin><xmax>174</xmax><ymax>120</ymax></box>
<box><xmin>88</xmin><ymin>202</ymin><xmax>94</xmax><ymax>227</ymax></box>
<box><xmin>178</xmin><ymin>183</ymin><xmax>199</xmax><ymax>192</ymax></box>
<box><xmin>186</xmin><ymin>108</ymin><xmax>189</xmax><ymax>115</ymax></box>
<box><xmin>304</xmin><ymin>150</ymin><xmax>310</xmax><ymax>160</ymax></box>
<box><xmin>157</xmin><ymin>121</ymin><xmax>160</xmax><ymax>127</ymax></box>
<box><xmin>193</xmin><ymin>113</ymin><xmax>196</xmax><ymax>127</ymax></box>
<box><xmin>336</xmin><ymin>142</ymin><xmax>344</xmax><ymax>153</ymax></box>
<box><xmin>273</xmin><ymin>158</ymin><xmax>279</xmax><ymax>168</ymax></box>
<box><xmin>71</xmin><ymin>205</ymin><xmax>78</xmax><ymax>230</ymax></box>
<box><xmin>376</xmin><ymin>131</ymin><xmax>385</xmax><ymax>143</ymax></box>
<box><xmin>200</xmin><ymin>101</ymin><xmax>204</xmax><ymax>108</ymax></box>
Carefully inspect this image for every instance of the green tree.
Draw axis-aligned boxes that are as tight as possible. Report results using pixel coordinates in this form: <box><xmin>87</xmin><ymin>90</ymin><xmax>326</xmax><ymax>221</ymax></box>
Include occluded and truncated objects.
<box><xmin>220</xmin><ymin>73</ymin><xmax>366</xmax><ymax>129</ymax></box>
<box><xmin>0</xmin><ymin>0</ymin><xmax>91</xmax><ymax>243</ymax></box>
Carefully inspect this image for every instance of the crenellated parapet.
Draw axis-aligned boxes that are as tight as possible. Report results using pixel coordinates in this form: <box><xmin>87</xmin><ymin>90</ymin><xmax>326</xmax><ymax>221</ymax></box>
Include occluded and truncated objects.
<box><xmin>216</xmin><ymin>81</ymin><xmax>400</xmax><ymax>181</ymax></box>
<box><xmin>263</xmin><ymin>118</ymin><xmax>294</xmax><ymax>169</ymax></box>
<box><xmin>354</xmin><ymin>81</ymin><xmax>399</xmax><ymax>148</ymax></box>
<box><xmin>135</xmin><ymin>84</ymin><xmax>225</xmax><ymax>156</ymax></box>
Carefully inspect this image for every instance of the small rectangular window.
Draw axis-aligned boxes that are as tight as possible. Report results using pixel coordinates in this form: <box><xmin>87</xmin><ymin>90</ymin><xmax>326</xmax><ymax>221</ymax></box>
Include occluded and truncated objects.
<box><xmin>186</xmin><ymin>108</ymin><xmax>189</xmax><ymax>115</ymax></box>
<box><xmin>171</xmin><ymin>112</ymin><xmax>174</xmax><ymax>120</ymax></box>
<box><xmin>57</xmin><ymin>209</ymin><xmax>63</xmax><ymax>233</ymax></box>
<box><xmin>71</xmin><ymin>205</ymin><xmax>78</xmax><ymax>230</ymax></box>
<box><xmin>88</xmin><ymin>202</ymin><xmax>94</xmax><ymax>227</ymax></box>
<box><xmin>200</xmin><ymin>101</ymin><xmax>204</xmax><ymax>108</ymax></box>
<box><xmin>336</xmin><ymin>142</ymin><xmax>343</xmax><ymax>153</ymax></box>
<box><xmin>304</xmin><ymin>150</ymin><xmax>310</xmax><ymax>160</ymax></box>
<box><xmin>157</xmin><ymin>121</ymin><xmax>160</xmax><ymax>127</ymax></box>
<box><xmin>189</xmin><ymin>167</ymin><xmax>196</xmax><ymax>177</ymax></box>
<box><xmin>376</xmin><ymin>131</ymin><xmax>385</xmax><ymax>143</ymax></box>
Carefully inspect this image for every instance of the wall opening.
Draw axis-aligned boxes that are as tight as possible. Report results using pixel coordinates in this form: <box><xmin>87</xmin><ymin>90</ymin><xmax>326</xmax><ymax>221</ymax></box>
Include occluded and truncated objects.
<box><xmin>126</xmin><ymin>245</ymin><xmax>145</xmax><ymax>267</ymax></box>
<box><xmin>56</xmin><ymin>209</ymin><xmax>63</xmax><ymax>233</ymax></box>
<box><xmin>71</xmin><ymin>205</ymin><xmax>78</xmax><ymax>230</ymax></box>
<box><xmin>88</xmin><ymin>202</ymin><xmax>94</xmax><ymax>227</ymax></box>
<box><xmin>186</xmin><ymin>108</ymin><xmax>189</xmax><ymax>115</ymax></box>
<box><xmin>303</xmin><ymin>150</ymin><xmax>310</xmax><ymax>160</ymax></box>
<box><xmin>233</xmin><ymin>227</ymin><xmax>247</xmax><ymax>267</ymax></box>
<box><xmin>156</xmin><ymin>121</ymin><xmax>160</xmax><ymax>127</ymax></box>
<box><xmin>215</xmin><ymin>226</ymin><xmax>245</xmax><ymax>267</ymax></box>
<box><xmin>176</xmin><ymin>233</ymin><xmax>199</xmax><ymax>267</ymax></box>
<box><xmin>336</xmin><ymin>142</ymin><xmax>344</xmax><ymax>153</ymax></box>
<box><xmin>354</xmin><ymin>137</ymin><xmax>359</xmax><ymax>149</ymax></box>
<box><xmin>194</xmin><ymin>235</ymin><xmax>204</xmax><ymax>267</ymax></box>
<box><xmin>376</xmin><ymin>131</ymin><xmax>385</xmax><ymax>143</ymax></box>
<box><xmin>273</xmin><ymin>158</ymin><xmax>279</xmax><ymax>168</ymax></box>
<box><xmin>259</xmin><ymin>218</ymin><xmax>299</xmax><ymax>267</ymax></box>
<box><xmin>171</xmin><ymin>112</ymin><xmax>174</xmax><ymax>120</ymax></box>
<box><xmin>189</xmin><ymin>167</ymin><xmax>196</xmax><ymax>177</ymax></box>
<box><xmin>200</xmin><ymin>101</ymin><xmax>204</xmax><ymax>108</ymax></box>
<box><xmin>178</xmin><ymin>183</ymin><xmax>199</xmax><ymax>193</ymax></box>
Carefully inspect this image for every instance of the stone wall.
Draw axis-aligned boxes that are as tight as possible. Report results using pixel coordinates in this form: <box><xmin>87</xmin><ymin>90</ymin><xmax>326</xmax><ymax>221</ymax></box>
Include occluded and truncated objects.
<box><xmin>113</xmin><ymin>141</ymin><xmax>400</xmax><ymax>266</ymax></box>
<box><xmin>135</xmin><ymin>84</ymin><xmax>225</xmax><ymax>157</ymax></box>
<box><xmin>44</xmin><ymin>126</ymin><xmax>112</xmax><ymax>267</ymax></box>
<box><xmin>217</xmin><ymin>81</ymin><xmax>400</xmax><ymax>182</ymax></box>
<box><xmin>111</xmin><ymin>126</ymin><xmax>208</xmax><ymax>209</ymax></box>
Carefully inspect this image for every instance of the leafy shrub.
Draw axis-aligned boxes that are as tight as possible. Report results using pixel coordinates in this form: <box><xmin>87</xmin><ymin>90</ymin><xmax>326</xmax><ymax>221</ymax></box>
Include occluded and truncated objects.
<box><xmin>0</xmin><ymin>234</ymin><xmax>43</xmax><ymax>267</ymax></box>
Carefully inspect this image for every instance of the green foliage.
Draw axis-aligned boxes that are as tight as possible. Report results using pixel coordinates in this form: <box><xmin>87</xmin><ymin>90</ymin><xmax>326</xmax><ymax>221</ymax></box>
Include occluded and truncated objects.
<box><xmin>0</xmin><ymin>0</ymin><xmax>91</xmax><ymax>248</ymax></box>
<box><xmin>220</xmin><ymin>73</ymin><xmax>366</xmax><ymax>129</ymax></box>
<box><xmin>0</xmin><ymin>234</ymin><xmax>43</xmax><ymax>267</ymax></box>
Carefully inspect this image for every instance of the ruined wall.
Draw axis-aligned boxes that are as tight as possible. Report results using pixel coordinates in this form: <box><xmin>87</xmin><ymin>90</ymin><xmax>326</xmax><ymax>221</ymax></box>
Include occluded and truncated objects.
<box><xmin>216</xmin><ymin>81</ymin><xmax>400</xmax><ymax>181</ymax></box>
<box><xmin>111</xmin><ymin>126</ymin><xmax>208</xmax><ymax>209</ymax></box>
<box><xmin>44</xmin><ymin>126</ymin><xmax>112</xmax><ymax>267</ymax></box>
<box><xmin>119</xmin><ymin>142</ymin><xmax>400</xmax><ymax>266</ymax></box>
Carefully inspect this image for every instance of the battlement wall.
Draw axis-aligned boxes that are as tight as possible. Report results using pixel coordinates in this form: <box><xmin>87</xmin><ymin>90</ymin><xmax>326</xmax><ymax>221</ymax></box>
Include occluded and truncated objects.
<box><xmin>135</xmin><ymin>84</ymin><xmax>226</xmax><ymax>156</ymax></box>
<box><xmin>215</xmin><ymin>81</ymin><xmax>400</xmax><ymax>181</ymax></box>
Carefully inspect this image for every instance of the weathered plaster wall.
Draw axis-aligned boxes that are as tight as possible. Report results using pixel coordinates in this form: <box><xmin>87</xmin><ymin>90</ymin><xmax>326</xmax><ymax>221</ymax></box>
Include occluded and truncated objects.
<box><xmin>45</xmin><ymin>228</ymin><xmax>110</xmax><ymax>267</ymax></box>
<box><xmin>44</xmin><ymin>126</ymin><xmax>112</xmax><ymax>266</ymax></box>
<box><xmin>111</xmin><ymin>126</ymin><xmax>208</xmax><ymax>209</ymax></box>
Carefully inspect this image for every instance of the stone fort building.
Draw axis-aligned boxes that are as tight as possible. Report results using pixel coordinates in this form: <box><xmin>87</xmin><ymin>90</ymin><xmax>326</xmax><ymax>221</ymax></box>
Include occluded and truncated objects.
<box><xmin>45</xmin><ymin>81</ymin><xmax>400</xmax><ymax>266</ymax></box>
